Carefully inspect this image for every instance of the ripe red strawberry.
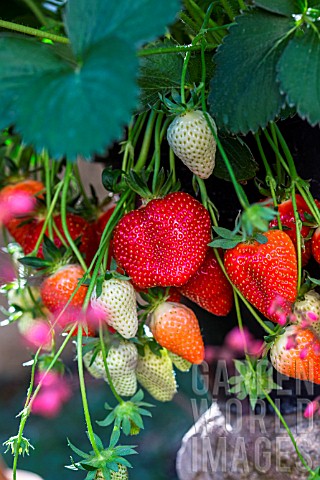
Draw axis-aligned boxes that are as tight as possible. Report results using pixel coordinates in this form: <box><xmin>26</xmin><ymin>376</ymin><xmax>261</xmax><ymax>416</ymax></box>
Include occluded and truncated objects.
<box><xmin>149</xmin><ymin>301</ymin><xmax>204</xmax><ymax>364</ymax></box>
<box><xmin>40</xmin><ymin>264</ymin><xmax>87</xmax><ymax>328</ymax></box>
<box><xmin>23</xmin><ymin>213</ymin><xmax>94</xmax><ymax>263</ymax></box>
<box><xmin>178</xmin><ymin>249</ymin><xmax>233</xmax><ymax>316</ymax></box>
<box><xmin>270</xmin><ymin>325</ymin><xmax>320</xmax><ymax>384</ymax></box>
<box><xmin>311</xmin><ymin>226</ymin><xmax>320</xmax><ymax>264</ymax></box>
<box><xmin>224</xmin><ymin>230</ymin><xmax>297</xmax><ymax>323</ymax></box>
<box><xmin>112</xmin><ymin>192</ymin><xmax>211</xmax><ymax>288</ymax></box>
<box><xmin>167</xmin><ymin>110</ymin><xmax>217</xmax><ymax>179</ymax></box>
<box><xmin>269</xmin><ymin>194</ymin><xmax>313</xmax><ymax>266</ymax></box>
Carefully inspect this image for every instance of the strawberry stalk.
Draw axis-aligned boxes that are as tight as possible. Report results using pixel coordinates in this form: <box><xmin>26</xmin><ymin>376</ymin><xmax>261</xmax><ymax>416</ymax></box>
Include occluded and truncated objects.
<box><xmin>12</xmin><ymin>347</ymin><xmax>40</xmax><ymax>480</ymax></box>
<box><xmin>22</xmin><ymin>0</ymin><xmax>49</xmax><ymax>26</ymax></box>
<box><xmin>169</xmin><ymin>148</ymin><xmax>177</xmax><ymax>184</ymax></box>
<box><xmin>12</xmin><ymin>325</ymin><xmax>77</xmax><ymax>477</ymax></box>
<box><xmin>99</xmin><ymin>325</ymin><xmax>124</xmax><ymax>405</ymax></box>
<box><xmin>30</xmin><ymin>180</ymin><xmax>64</xmax><ymax>256</ymax></box>
<box><xmin>134</xmin><ymin>109</ymin><xmax>158</xmax><ymax>172</ymax></box>
<box><xmin>60</xmin><ymin>163</ymin><xmax>87</xmax><ymax>272</ymax></box>
<box><xmin>0</xmin><ymin>19</ymin><xmax>69</xmax><ymax>43</ymax></box>
<box><xmin>254</xmin><ymin>133</ymin><xmax>282</xmax><ymax>229</ymax></box>
<box><xmin>291</xmin><ymin>184</ymin><xmax>302</xmax><ymax>291</ymax></box>
<box><xmin>76</xmin><ymin>326</ymin><xmax>101</xmax><ymax>456</ymax></box>
<box><xmin>152</xmin><ymin>112</ymin><xmax>165</xmax><ymax>193</ymax></box>
<box><xmin>43</xmin><ymin>151</ymin><xmax>54</xmax><ymax>240</ymax></box>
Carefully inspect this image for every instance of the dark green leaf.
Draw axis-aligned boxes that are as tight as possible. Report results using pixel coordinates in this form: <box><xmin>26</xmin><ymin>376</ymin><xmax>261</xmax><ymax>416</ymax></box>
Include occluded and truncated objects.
<box><xmin>138</xmin><ymin>40</ymin><xmax>184</xmax><ymax>110</ymax></box>
<box><xmin>13</xmin><ymin>37</ymin><xmax>138</xmax><ymax>160</ymax></box>
<box><xmin>65</xmin><ymin>0</ymin><xmax>181</xmax><ymax>55</ymax></box>
<box><xmin>211</xmin><ymin>226</ymin><xmax>236</xmax><ymax>239</ymax></box>
<box><xmin>277</xmin><ymin>26</ymin><xmax>320</xmax><ymax>126</ymax></box>
<box><xmin>209</xmin><ymin>10</ymin><xmax>296</xmax><ymax>134</ymax></box>
<box><xmin>18</xmin><ymin>257</ymin><xmax>51</xmax><ymax>268</ymax></box>
<box><xmin>214</xmin><ymin>136</ymin><xmax>258</xmax><ymax>182</ymax></box>
<box><xmin>253</xmin><ymin>0</ymin><xmax>297</xmax><ymax>16</ymax></box>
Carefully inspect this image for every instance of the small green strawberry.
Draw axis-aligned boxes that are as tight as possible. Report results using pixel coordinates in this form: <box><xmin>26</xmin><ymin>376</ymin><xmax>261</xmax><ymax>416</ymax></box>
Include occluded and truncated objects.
<box><xmin>91</xmin><ymin>279</ymin><xmax>138</xmax><ymax>339</ymax></box>
<box><xmin>167</xmin><ymin>110</ymin><xmax>217</xmax><ymax>179</ymax></box>
<box><xmin>95</xmin><ymin>464</ymin><xmax>129</xmax><ymax>480</ymax></box>
<box><xmin>294</xmin><ymin>290</ymin><xmax>320</xmax><ymax>338</ymax></box>
<box><xmin>136</xmin><ymin>345</ymin><xmax>177</xmax><ymax>402</ymax></box>
<box><xmin>83</xmin><ymin>341</ymin><xmax>138</xmax><ymax>397</ymax></box>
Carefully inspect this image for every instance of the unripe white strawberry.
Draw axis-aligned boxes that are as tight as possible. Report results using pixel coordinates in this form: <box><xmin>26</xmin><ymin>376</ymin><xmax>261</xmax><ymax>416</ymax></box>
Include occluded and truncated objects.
<box><xmin>95</xmin><ymin>464</ymin><xmax>129</xmax><ymax>480</ymax></box>
<box><xmin>167</xmin><ymin>110</ymin><xmax>217</xmax><ymax>179</ymax></box>
<box><xmin>168</xmin><ymin>352</ymin><xmax>192</xmax><ymax>372</ymax></box>
<box><xmin>83</xmin><ymin>340</ymin><xmax>138</xmax><ymax>397</ymax></box>
<box><xmin>294</xmin><ymin>290</ymin><xmax>320</xmax><ymax>338</ymax></box>
<box><xmin>91</xmin><ymin>279</ymin><xmax>138</xmax><ymax>339</ymax></box>
<box><xmin>136</xmin><ymin>345</ymin><xmax>177</xmax><ymax>402</ymax></box>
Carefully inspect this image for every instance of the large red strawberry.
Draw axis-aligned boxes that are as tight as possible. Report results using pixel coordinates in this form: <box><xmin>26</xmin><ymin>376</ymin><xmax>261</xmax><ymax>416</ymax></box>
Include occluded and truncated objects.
<box><xmin>270</xmin><ymin>325</ymin><xmax>320</xmax><ymax>384</ymax></box>
<box><xmin>224</xmin><ymin>230</ymin><xmax>297</xmax><ymax>323</ymax></box>
<box><xmin>112</xmin><ymin>192</ymin><xmax>211</xmax><ymax>288</ymax></box>
<box><xmin>269</xmin><ymin>194</ymin><xmax>313</xmax><ymax>266</ymax></box>
<box><xmin>178</xmin><ymin>249</ymin><xmax>233</xmax><ymax>316</ymax></box>
<box><xmin>22</xmin><ymin>213</ymin><xmax>94</xmax><ymax>263</ymax></box>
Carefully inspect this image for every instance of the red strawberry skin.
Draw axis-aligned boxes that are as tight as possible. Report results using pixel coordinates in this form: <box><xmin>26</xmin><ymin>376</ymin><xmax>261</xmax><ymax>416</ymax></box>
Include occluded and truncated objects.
<box><xmin>312</xmin><ymin>226</ymin><xmax>320</xmax><ymax>264</ymax></box>
<box><xmin>179</xmin><ymin>249</ymin><xmax>233</xmax><ymax>316</ymax></box>
<box><xmin>269</xmin><ymin>195</ymin><xmax>313</xmax><ymax>266</ymax></box>
<box><xmin>112</xmin><ymin>192</ymin><xmax>212</xmax><ymax>288</ymax></box>
<box><xmin>224</xmin><ymin>230</ymin><xmax>297</xmax><ymax>323</ymax></box>
<box><xmin>40</xmin><ymin>264</ymin><xmax>87</xmax><ymax>329</ymax></box>
<box><xmin>23</xmin><ymin>214</ymin><xmax>94</xmax><ymax>263</ymax></box>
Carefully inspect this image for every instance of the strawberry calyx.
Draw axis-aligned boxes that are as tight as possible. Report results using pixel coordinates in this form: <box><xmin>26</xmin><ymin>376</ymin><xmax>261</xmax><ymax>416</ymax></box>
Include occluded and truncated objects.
<box><xmin>97</xmin><ymin>389</ymin><xmax>154</xmax><ymax>436</ymax></box>
<box><xmin>124</xmin><ymin>168</ymin><xmax>180</xmax><ymax>201</ymax></box>
<box><xmin>18</xmin><ymin>235</ymin><xmax>76</xmax><ymax>276</ymax></box>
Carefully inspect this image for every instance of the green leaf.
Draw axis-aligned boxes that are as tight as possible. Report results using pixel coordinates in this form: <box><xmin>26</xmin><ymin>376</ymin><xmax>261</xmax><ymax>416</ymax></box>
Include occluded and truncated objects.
<box><xmin>253</xmin><ymin>0</ymin><xmax>297</xmax><ymax>16</ymax></box>
<box><xmin>277</xmin><ymin>26</ymin><xmax>320</xmax><ymax>126</ymax></box>
<box><xmin>138</xmin><ymin>40</ymin><xmax>184</xmax><ymax>110</ymax></box>
<box><xmin>65</xmin><ymin>0</ymin><xmax>181</xmax><ymax>56</ymax></box>
<box><xmin>211</xmin><ymin>226</ymin><xmax>235</xmax><ymax>239</ymax></box>
<box><xmin>13</xmin><ymin>37</ymin><xmax>138</xmax><ymax>160</ymax></box>
<box><xmin>208</xmin><ymin>238</ymin><xmax>241</xmax><ymax>249</ymax></box>
<box><xmin>214</xmin><ymin>136</ymin><xmax>258</xmax><ymax>182</ymax></box>
<box><xmin>209</xmin><ymin>10</ymin><xmax>296</xmax><ymax>134</ymax></box>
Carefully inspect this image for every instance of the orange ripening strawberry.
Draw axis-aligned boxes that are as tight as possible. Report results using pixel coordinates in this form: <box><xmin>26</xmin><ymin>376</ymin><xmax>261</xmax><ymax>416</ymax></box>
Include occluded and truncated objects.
<box><xmin>270</xmin><ymin>325</ymin><xmax>320</xmax><ymax>384</ymax></box>
<box><xmin>224</xmin><ymin>230</ymin><xmax>297</xmax><ymax>323</ymax></box>
<box><xmin>113</xmin><ymin>192</ymin><xmax>211</xmax><ymax>288</ymax></box>
<box><xmin>149</xmin><ymin>301</ymin><xmax>204</xmax><ymax>364</ymax></box>
<box><xmin>40</xmin><ymin>264</ymin><xmax>87</xmax><ymax>323</ymax></box>
<box><xmin>178</xmin><ymin>249</ymin><xmax>233</xmax><ymax>316</ymax></box>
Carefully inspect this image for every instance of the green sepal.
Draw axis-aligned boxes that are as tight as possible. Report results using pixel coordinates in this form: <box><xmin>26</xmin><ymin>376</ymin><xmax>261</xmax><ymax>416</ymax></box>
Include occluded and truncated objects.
<box><xmin>208</xmin><ymin>238</ymin><xmax>242</xmax><ymax>249</ymax></box>
<box><xmin>102</xmin><ymin>167</ymin><xmax>126</xmax><ymax>194</ymax></box>
<box><xmin>18</xmin><ymin>257</ymin><xmax>52</xmax><ymax>269</ymax></box>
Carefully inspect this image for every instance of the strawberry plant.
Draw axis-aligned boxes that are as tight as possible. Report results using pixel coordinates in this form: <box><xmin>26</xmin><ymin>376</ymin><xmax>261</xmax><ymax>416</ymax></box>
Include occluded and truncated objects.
<box><xmin>1</xmin><ymin>0</ymin><xmax>320</xmax><ymax>479</ymax></box>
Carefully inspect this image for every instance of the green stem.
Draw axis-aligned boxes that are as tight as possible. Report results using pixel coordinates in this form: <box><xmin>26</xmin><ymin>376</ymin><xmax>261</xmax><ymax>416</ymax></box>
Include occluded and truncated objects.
<box><xmin>12</xmin><ymin>348</ymin><xmax>40</xmax><ymax>480</ymax></box>
<box><xmin>152</xmin><ymin>113</ymin><xmax>164</xmax><ymax>192</ymax></box>
<box><xmin>264</xmin><ymin>391</ymin><xmax>315</xmax><ymax>475</ymax></box>
<box><xmin>30</xmin><ymin>181</ymin><xmax>64</xmax><ymax>256</ymax></box>
<box><xmin>73</xmin><ymin>164</ymin><xmax>94</xmax><ymax>213</ymax></box>
<box><xmin>99</xmin><ymin>326</ymin><xmax>123</xmax><ymax>404</ymax></box>
<box><xmin>22</xmin><ymin>0</ymin><xmax>49</xmax><ymax>26</ymax></box>
<box><xmin>221</xmin><ymin>0</ymin><xmax>236</xmax><ymax>20</ymax></box>
<box><xmin>138</xmin><ymin>43</ymin><xmax>218</xmax><ymax>56</ymax></box>
<box><xmin>263</xmin><ymin>129</ymin><xmax>291</xmax><ymax>176</ymax></box>
<box><xmin>271</xmin><ymin>123</ymin><xmax>299</xmax><ymax>180</ymax></box>
<box><xmin>255</xmin><ymin>133</ymin><xmax>282</xmax><ymax>230</ymax></box>
<box><xmin>60</xmin><ymin>164</ymin><xmax>88</xmax><ymax>272</ymax></box>
<box><xmin>134</xmin><ymin>110</ymin><xmax>158</xmax><ymax>172</ymax></box>
<box><xmin>0</xmin><ymin>19</ymin><xmax>69</xmax><ymax>44</ymax></box>
<box><xmin>77</xmin><ymin>327</ymin><xmax>100</xmax><ymax>456</ymax></box>
<box><xmin>291</xmin><ymin>184</ymin><xmax>302</xmax><ymax>292</ymax></box>
<box><xmin>169</xmin><ymin>148</ymin><xmax>176</xmax><ymax>184</ymax></box>
<box><xmin>238</xmin><ymin>0</ymin><xmax>246</xmax><ymax>9</ymax></box>
<box><xmin>44</xmin><ymin>151</ymin><xmax>53</xmax><ymax>239</ymax></box>
<box><xmin>270</xmin><ymin>125</ymin><xmax>283</xmax><ymax>185</ymax></box>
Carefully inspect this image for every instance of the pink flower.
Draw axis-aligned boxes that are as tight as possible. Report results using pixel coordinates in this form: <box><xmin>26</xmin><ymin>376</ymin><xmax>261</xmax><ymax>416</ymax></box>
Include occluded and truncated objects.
<box><xmin>23</xmin><ymin>321</ymin><xmax>53</xmax><ymax>351</ymax></box>
<box><xmin>224</xmin><ymin>327</ymin><xmax>252</xmax><ymax>353</ymax></box>
<box><xmin>0</xmin><ymin>192</ymin><xmax>35</xmax><ymax>224</ymax></box>
<box><xmin>285</xmin><ymin>334</ymin><xmax>297</xmax><ymax>350</ymax></box>
<box><xmin>308</xmin><ymin>311</ymin><xmax>319</xmax><ymax>322</ymax></box>
<box><xmin>31</xmin><ymin>370</ymin><xmax>72</xmax><ymax>418</ymax></box>
<box><xmin>304</xmin><ymin>399</ymin><xmax>320</xmax><ymax>418</ymax></box>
